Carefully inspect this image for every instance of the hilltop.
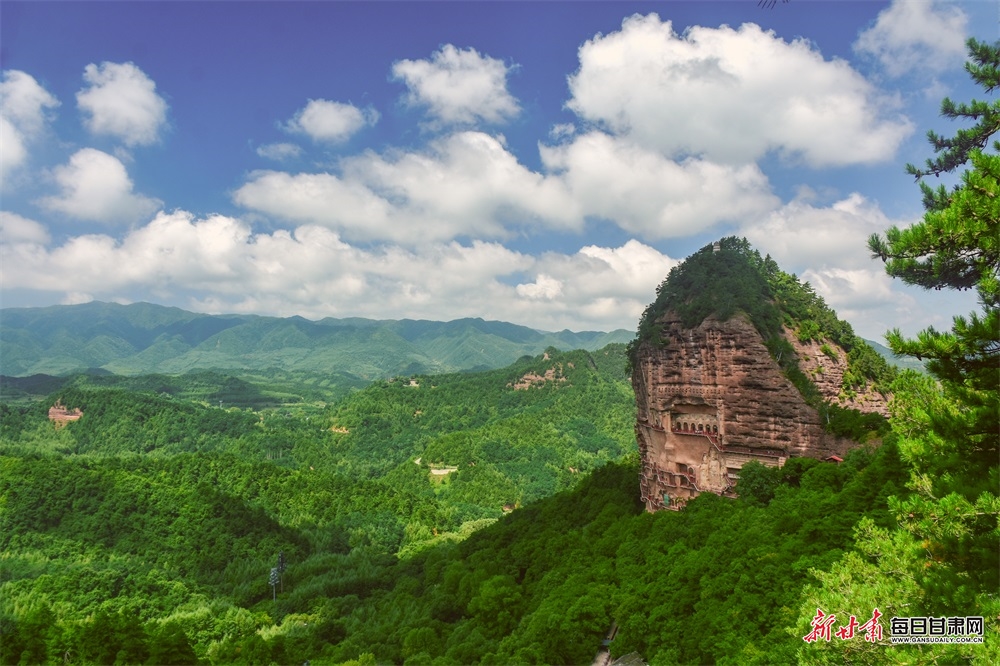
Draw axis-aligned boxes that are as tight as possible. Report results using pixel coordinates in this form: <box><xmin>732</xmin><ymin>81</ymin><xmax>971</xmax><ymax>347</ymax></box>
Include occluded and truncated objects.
<box><xmin>630</xmin><ymin>236</ymin><xmax>896</xmax><ymax>403</ymax></box>
<box><xmin>629</xmin><ymin>237</ymin><xmax>895</xmax><ymax>510</ymax></box>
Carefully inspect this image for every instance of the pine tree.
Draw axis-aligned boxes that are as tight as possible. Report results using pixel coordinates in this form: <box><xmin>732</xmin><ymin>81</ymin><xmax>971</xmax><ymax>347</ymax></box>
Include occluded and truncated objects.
<box><xmin>867</xmin><ymin>38</ymin><xmax>998</xmax><ymax>498</ymax></box>
<box><xmin>868</xmin><ymin>38</ymin><xmax>999</xmax><ymax>401</ymax></box>
<box><xmin>795</xmin><ymin>38</ymin><xmax>1000</xmax><ymax>662</ymax></box>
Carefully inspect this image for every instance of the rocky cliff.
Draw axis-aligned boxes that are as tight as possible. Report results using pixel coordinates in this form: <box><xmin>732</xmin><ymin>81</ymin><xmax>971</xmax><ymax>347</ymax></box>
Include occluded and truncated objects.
<box><xmin>629</xmin><ymin>237</ymin><xmax>894</xmax><ymax>511</ymax></box>
<box><xmin>633</xmin><ymin>312</ymin><xmax>890</xmax><ymax>511</ymax></box>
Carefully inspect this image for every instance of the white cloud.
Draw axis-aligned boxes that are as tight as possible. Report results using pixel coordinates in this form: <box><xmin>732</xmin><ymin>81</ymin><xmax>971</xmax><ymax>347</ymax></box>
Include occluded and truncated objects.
<box><xmin>567</xmin><ymin>13</ymin><xmax>913</xmax><ymax>166</ymax></box>
<box><xmin>734</xmin><ymin>192</ymin><xmax>981</xmax><ymax>340</ymax></box>
<box><xmin>577</xmin><ymin>240</ymin><xmax>678</xmax><ymax>296</ymax></box>
<box><xmin>0</xmin><ymin>117</ymin><xmax>28</xmax><ymax>175</ymax></box>
<box><xmin>62</xmin><ymin>292</ymin><xmax>95</xmax><ymax>305</ymax></box>
<box><xmin>739</xmin><ymin>193</ymin><xmax>894</xmax><ymax>272</ymax></box>
<box><xmin>0</xmin><ymin>211</ymin><xmax>51</xmax><ymax>245</ymax></box>
<box><xmin>238</xmin><ymin>128</ymin><xmax>781</xmax><ymax>245</ymax></box>
<box><xmin>38</xmin><ymin>148</ymin><xmax>162</xmax><ymax>224</ymax></box>
<box><xmin>514</xmin><ymin>239</ymin><xmax>678</xmax><ymax>326</ymax></box>
<box><xmin>392</xmin><ymin>44</ymin><xmax>520</xmax><ymax>126</ymax></box>
<box><xmin>77</xmin><ymin>62</ymin><xmax>168</xmax><ymax>146</ymax></box>
<box><xmin>804</xmin><ymin>267</ymin><xmax>900</xmax><ymax>312</ymax></box>
<box><xmin>0</xmin><ymin>211</ymin><xmax>527</xmax><ymax>318</ymax></box>
<box><xmin>798</xmin><ymin>266</ymin><xmax>952</xmax><ymax>341</ymax></box>
<box><xmin>0</xmin><ymin>209</ymin><xmax>677</xmax><ymax>330</ymax></box>
<box><xmin>1</xmin><ymin>70</ymin><xmax>60</xmax><ymax>135</ymax></box>
<box><xmin>854</xmin><ymin>0</ymin><xmax>968</xmax><ymax>77</ymax></box>
<box><xmin>1</xmin><ymin>211</ymin><xmax>251</xmax><ymax>292</ymax></box>
<box><xmin>0</xmin><ymin>70</ymin><xmax>59</xmax><ymax>174</ymax></box>
<box><xmin>541</xmin><ymin>131</ymin><xmax>779</xmax><ymax>238</ymax></box>
<box><xmin>257</xmin><ymin>142</ymin><xmax>303</xmax><ymax>161</ymax></box>
<box><xmin>234</xmin><ymin>131</ymin><xmax>580</xmax><ymax>244</ymax></box>
<box><xmin>516</xmin><ymin>274</ymin><xmax>563</xmax><ymax>300</ymax></box>
<box><xmin>232</xmin><ymin>171</ymin><xmax>395</xmax><ymax>239</ymax></box>
<box><xmin>284</xmin><ymin>99</ymin><xmax>378</xmax><ymax>143</ymax></box>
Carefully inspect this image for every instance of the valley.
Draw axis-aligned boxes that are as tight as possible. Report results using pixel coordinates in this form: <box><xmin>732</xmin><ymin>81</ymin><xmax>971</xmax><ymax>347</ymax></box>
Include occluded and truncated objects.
<box><xmin>3</xmin><ymin>4</ymin><xmax>997</xmax><ymax>664</ymax></box>
<box><xmin>0</xmin><ymin>235</ymin><xmax>995</xmax><ymax>664</ymax></box>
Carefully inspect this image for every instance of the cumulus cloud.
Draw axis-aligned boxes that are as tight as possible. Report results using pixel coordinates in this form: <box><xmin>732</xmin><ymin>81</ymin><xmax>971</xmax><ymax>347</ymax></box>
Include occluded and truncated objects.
<box><xmin>566</xmin><ymin>13</ymin><xmax>912</xmax><ymax>166</ymax></box>
<box><xmin>739</xmin><ymin>193</ymin><xmax>894</xmax><ymax>272</ymax></box>
<box><xmin>393</xmin><ymin>44</ymin><xmax>520</xmax><ymax>126</ymax></box>
<box><xmin>1</xmin><ymin>209</ymin><xmax>678</xmax><ymax>330</ymax></box>
<box><xmin>541</xmin><ymin>131</ymin><xmax>779</xmax><ymax>238</ymax></box>
<box><xmin>284</xmin><ymin>99</ymin><xmax>379</xmax><ymax>143</ymax></box>
<box><xmin>514</xmin><ymin>240</ymin><xmax>678</xmax><ymax>325</ymax></box>
<box><xmin>234</xmin><ymin>131</ymin><xmax>579</xmax><ymax>244</ymax></box>
<box><xmin>1</xmin><ymin>71</ymin><xmax>60</xmax><ymax>136</ymax></box>
<box><xmin>237</xmin><ymin>128</ymin><xmax>782</xmax><ymax>245</ymax></box>
<box><xmin>257</xmin><ymin>142</ymin><xmax>303</xmax><ymax>161</ymax></box>
<box><xmin>232</xmin><ymin>171</ymin><xmax>395</xmax><ymax>239</ymax></box>
<box><xmin>38</xmin><ymin>148</ymin><xmax>162</xmax><ymax>224</ymax></box>
<box><xmin>800</xmin><ymin>265</ymin><xmax>946</xmax><ymax>341</ymax></box>
<box><xmin>0</xmin><ymin>211</ymin><xmax>524</xmax><ymax>316</ymax></box>
<box><xmin>0</xmin><ymin>118</ymin><xmax>28</xmax><ymax>175</ymax></box>
<box><xmin>1</xmin><ymin>210</ymin><xmax>51</xmax><ymax>245</ymax></box>
<box><xmin>77</xmin><ymin>62</ymin><xmax>168</xmax><ymax>146</ymax></box>
<box><xmin>516</xmin><ymin>274</ymin><xmax>563</xmax><ymax>300</ymax></box>
<box><xmin>733</xmin><ymin>192</ymin><xmax>978</xmax><ymax>339</ymax></box>
<box><xmin>0</xmin><ymin>70</ymin><xmax>59</xmax><ymax>174</ymax></box>
<box><xmin>854</xmin><ymin>0</ymin><xmax>968</xmax><ymax>77</ymax></box>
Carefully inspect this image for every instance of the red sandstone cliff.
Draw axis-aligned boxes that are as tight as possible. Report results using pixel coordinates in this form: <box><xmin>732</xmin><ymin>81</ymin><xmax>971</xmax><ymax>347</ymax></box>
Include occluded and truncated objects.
<box><xmin>633</xmin><ymin>312</ymin><xmax>887</xmax><ymax>511</ymax></box>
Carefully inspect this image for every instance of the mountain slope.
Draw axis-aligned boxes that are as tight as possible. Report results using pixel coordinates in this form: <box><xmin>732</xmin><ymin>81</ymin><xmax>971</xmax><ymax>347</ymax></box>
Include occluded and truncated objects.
<box><xmin>0</xmin><ymin>302</ymin><xmax>632</xmax><ymax>378</ymax></box>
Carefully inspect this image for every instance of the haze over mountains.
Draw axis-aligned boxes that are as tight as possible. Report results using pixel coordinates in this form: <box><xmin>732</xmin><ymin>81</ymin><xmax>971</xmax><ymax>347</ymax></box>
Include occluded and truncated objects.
<box><xmin>0</xmin><ymin>302</ymin><xmax>633</xmax><ymax>378</ymax></box>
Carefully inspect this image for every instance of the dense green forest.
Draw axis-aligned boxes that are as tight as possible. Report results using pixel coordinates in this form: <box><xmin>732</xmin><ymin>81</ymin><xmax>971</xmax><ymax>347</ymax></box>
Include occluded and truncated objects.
<box><xmin>1</xmin><ymin>39</ymin><xmax>997</xmax><ymax>666</ymax></box>
<box><xmin>0</xmin><ymin>368</ymin><xmax>368</xmax><ymax>410</ymax></box>
<box><xmin>0</xmin><ymin>371</ymin><xmax>919</xmax><ymax>665</ymax></box>
<box><xmin>1</xmin><ymin>342</ymin><xmax>993</xmax><ymax>664</ymax></box>
<box><xmin>3</xmin><ymin>394</ymin><xmax>987</xmax><ymax>665</ymax></box>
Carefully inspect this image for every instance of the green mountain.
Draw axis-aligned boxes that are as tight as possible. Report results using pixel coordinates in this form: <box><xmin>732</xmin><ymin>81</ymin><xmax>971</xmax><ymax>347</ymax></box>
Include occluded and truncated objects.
<box><xmin>861</xmin><ymin>337</ymin><xmax>927</xmax><ymax>373</ymax></box>
<box><xmin>0</xmin><ymin>302</ymin><xmax>632</xmax><ymax>378</ymax></box>
<box><xmin>630</xmin><ymin>236</ymin><xmax>897</xmax><ymax>403</ymax></box>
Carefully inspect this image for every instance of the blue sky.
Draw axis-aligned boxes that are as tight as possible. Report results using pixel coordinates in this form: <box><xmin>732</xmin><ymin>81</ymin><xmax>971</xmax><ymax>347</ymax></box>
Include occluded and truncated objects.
<box><xmin>1</xmin><ymin>0</ymin><xmax>995</xmax><ymax>339</ymax></box>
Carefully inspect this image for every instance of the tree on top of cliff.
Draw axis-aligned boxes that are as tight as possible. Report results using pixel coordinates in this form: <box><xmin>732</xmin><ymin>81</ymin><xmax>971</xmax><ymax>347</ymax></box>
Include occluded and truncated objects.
<box><xmin>633</xmin><ymin>237</ymin><xmax>877</xmax><ymax>359</ymax></box>
<box><xmin>629</xmin><ymin>236</ymin><xmax>896</xmax><ymax>413</ymax></box>
<box><xmin>636</xmin><ymin>236</ymin><xmax>780</xmax><ymax>341</ymax></box>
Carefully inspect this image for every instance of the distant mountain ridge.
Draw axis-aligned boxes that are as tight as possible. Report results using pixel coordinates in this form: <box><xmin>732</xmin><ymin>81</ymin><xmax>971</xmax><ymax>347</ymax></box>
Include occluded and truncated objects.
<box><xmin>0</xmin><ymin>302</ymin><xmax>633</xmax><ymax>378</ymax></box>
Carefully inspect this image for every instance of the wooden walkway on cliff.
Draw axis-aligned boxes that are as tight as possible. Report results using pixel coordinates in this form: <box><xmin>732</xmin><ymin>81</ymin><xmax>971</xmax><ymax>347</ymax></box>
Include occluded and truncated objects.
<box><xmin>637</xmin><ymin>419</ymin><xmax>784</xmax><ymax>458</ymax></box>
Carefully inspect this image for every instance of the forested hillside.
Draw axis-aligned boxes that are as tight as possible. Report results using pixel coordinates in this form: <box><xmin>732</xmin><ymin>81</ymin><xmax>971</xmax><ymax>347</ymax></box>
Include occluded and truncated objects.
<box><xmin>0</xmin><ymin>368</ymin><xmax>368</xmax><ymax>410</ymax></box>
<box><xmin>0</xmin><ymin>401</ymin><xmax>946</xmax><ymax>664</ymax></box>
<box><xmin>0</xmin><ymin>361</ymin><xmax>905</xmax><ymax>665</ymax></box>
<box><xmin>0</xmin><ymin>345</ymin><xmax>645</xmax><ymax>664</ymax></box>
<box><xmin>2</xmin><ymin>40</ymin><xmax>997</xmax><ymax>666</ymax></box>
<box><xmin>2</xmin><ymin>344</ymin><xmax>990</xmax><ymax>664</ymax></box>
<box><xmin>0</xmin><ymin>302</ymin><xmax>630</xmax><ymax>378</ymax></box>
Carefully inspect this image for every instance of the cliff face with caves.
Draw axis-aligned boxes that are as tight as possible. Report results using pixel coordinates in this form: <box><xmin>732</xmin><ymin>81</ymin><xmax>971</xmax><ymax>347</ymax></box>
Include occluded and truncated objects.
<box><xmin>630</xmin><ymin>238</ymin><xmax>891</xmax><ymax>512</ymax></box>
